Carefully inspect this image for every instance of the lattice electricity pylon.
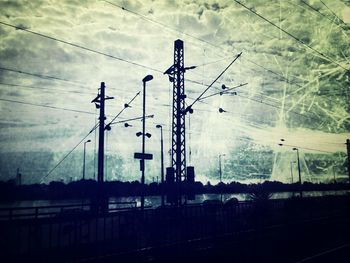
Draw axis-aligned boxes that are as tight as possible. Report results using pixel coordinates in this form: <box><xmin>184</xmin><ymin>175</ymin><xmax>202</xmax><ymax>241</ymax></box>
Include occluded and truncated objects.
<box><xmin>164</xmin><ymin>40</ymin><xmax>187</xmax><ymax>184</ymax></box>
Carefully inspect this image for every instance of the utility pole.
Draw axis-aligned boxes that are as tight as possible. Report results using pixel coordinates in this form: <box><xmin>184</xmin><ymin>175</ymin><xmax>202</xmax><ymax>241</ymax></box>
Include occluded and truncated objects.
<box><xmin>91</xmin><ymin>82</ymin><xmax>114</xmax><ymax>183</ymax></box>
<box><xmin>293</xmin><ymin>147</ymin><xmax>302</xmax><ymax>198</ymax></box>
<box><xmin>16</xmin><ymin>168</ymin><xmax>21</xmax><ymax>186</ymax></box>
<box><xmin>156</xmin><ymin>125</ymin><xmax>165</xmax><ymax>206</ymax></box>
<box><xmin>98</xmin><ymin>82</ymin><xmax>105</xmax><ymax>183</ymax></box>
<box><xmin>346</xmin><ymin>139</ymin><xmax>350</xmax><ymax>184</ymax></box>
<box><xmin>83</xmin><ymin>139</ymin><xmax>91</xmax><ymax>180</ymax></box>
<box><xmin>290</xmin><ymin>161</ymin><xmax>294</xmax><ymax>184</ymax></box>
<box><xmin>91</xmin><ymin>82</ymin><xmax>113</xmax><ymax>212</ymax></box>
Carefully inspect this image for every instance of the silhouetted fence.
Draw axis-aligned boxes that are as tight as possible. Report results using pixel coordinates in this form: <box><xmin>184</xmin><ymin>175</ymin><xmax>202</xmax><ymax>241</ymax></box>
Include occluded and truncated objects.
<box><xmin>0</xmin><ymin>196</ymin><xmax>349</xmax><ymax>262</ymax></box>
<box><xmin>0</xmin><ymin>201</ymin><xmax>137</xmax><ymax>220</ymax></box>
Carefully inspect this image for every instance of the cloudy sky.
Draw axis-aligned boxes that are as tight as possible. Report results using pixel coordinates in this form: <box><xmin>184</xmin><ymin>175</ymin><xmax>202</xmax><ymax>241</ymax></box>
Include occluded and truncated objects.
<box><xmin>0</xmin><ymin>0</ymin><xmax>349</xmax><ymax>184</ymax></box>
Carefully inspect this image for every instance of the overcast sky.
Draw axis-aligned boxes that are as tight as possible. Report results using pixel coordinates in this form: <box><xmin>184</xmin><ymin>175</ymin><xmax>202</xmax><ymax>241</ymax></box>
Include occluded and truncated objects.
<box><xmin>0</xmin><ymin>0</ymin><xmax>349</xmax><ymax>184</ymax></box>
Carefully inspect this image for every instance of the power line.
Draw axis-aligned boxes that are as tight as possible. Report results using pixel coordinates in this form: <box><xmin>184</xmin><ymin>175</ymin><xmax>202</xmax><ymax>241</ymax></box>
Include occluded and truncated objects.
<box><xmin>235</xmin><ymin>93</ymin><xmax>320</xmax><ymax>122</ymax></box>
<box><xmin>187</xmin><ymin>53</ymin><xmax>242</xmax><ymax>110</ymax></box>
<box><xmin>295</xmin><ymin>0</ymin><xmax>350</xmax><ymax>41</ymax></box>
<box><xmin>0</xmin><ymin>21</ymin><xmax>164</xmax><ymax>74</ymax></box>
<box><xmin>103</xmin><ymin>0</ymin><xmax>224</xmax><ymax>53</ymax></box>
<box><xmin>201</xmin><ymin>71</ymin><xmax>322</xmax><ymax>121</ymax></box>
<box><xmin>106</xmin><ymin>91</ymin><xmax>140</xmax><ymax>127</ymax></box>
<box><xmin>320</xmin><ymin>0</ymin><xmax>347</xmax><ymax>26</ymax></box>
<box><xmin>0</xmin><ymin>22</ymin><xmax>226</xmax><ymax>92</ymax></box>
<box><xmin>199</xmin><ymin>82</ymin><xmax>248</xmax><ymax>101</ymax></box>
<box><xmin>299</xmin><ymin>0</ymin><xmax>338</xmax><ymax>25</ymax></box>
<box><xmin>113</xmin><ymin>0</ymin><xmax>345</xmax><ymax>120</ymax></box>
<box><xmin>41</xmin><ymin>91</ymin><xmax>141</xmax><ymax>181</ymax></box>
<box><xmin>196</xmin><ymin>57</ymin><xmax>231</xmax><ymax>67</ymax></box>
<box><xmin>0</xmin><ymin>68</ymin><xmax>150</xmax><ymax>99</ymax></box>
<box><xmin>0</xmin><ymin>82</ymin><xmax>321</xmax><ymax>128</ymax></box>
<box><xmin>0</xmin><ymin>98</ymin><xmax>96</xmax><ymax>115</ymax></box>
<box><xmin>110</xmin><ymin>114</ymin><xmax>154</xmax><ymax>125</ymax></box>
<box><xmin>0</xmin><ymin>17</ymin><xmax>311</xmax><ymax>111</ymax></box>
<box><xmin>0</xmin><ymin>16</ymin><xmax>335</xmax><ymax>125</ymax></box>
<box><xmin>246</xmin><ymin>59</ymin><xmax>304</xmax><ymax>88</ymax></box>
<box><xmin>5</xmin><ymin>61</ymin><xmax>292</xmax><ymax>114</ymax></box>
<box><xmin>0</xmin><ymin>66</ymin><xmax>84</xmax><ymax>86</ymax></box>
<box><xmin>233</xmin><ymin>0</ymin><xmax>349</xmax><ymax>72</ymax></box>
<box><xmin>278</xmin><ymin>143</ymin><xmax>335</xmax><ymax>154</ymax></box>
<box><xmin>0</xmin><ymin>82</ymin><xmax>95</xmax><ymax>95</ymax></box>
<box><xmin>103</xmin><ymin>0</ymin><xmax>329</xmax><ymax>93</ymax></box>
<box><xmin>41</xmin><ymin>123</ymin><xmax>98</xmax><ymax>182</ymax></box>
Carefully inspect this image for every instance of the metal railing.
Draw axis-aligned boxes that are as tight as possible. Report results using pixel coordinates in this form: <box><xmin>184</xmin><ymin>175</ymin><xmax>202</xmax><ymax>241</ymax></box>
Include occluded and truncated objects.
<box><xmin>0</xmin><ymin>196</ymin><xmax>348</xmax><ymax>261</ymax></box>
<box><xmin>0</xmin><ymin>201</ymin><xmax>137</xmax><ymax>220</ymax></box>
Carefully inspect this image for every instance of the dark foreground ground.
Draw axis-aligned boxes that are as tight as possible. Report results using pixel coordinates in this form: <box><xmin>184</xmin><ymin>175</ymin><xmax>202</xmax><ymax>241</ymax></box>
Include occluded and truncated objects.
<box><xmin>1</xmin><ymin>196</ymin><xmax>349</xmax><ymax>262</ymax></box>
<box><xmin>108</xmin><ymin>213</ymin><xmax>350</xmax><ymax>263</ymax></box>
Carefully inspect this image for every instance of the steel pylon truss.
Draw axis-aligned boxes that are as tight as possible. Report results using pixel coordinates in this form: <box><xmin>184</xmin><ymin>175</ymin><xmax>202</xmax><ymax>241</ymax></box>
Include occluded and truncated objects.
<box><xmin>172</xmin><ymin>39</ymin><xmax>186</xmax><ymax>183</ymax></box>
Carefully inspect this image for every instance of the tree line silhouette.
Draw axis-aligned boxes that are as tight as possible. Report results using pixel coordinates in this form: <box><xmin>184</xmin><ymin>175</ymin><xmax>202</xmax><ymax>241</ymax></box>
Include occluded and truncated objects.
<box><xmin>0</xmin><ymin>179</ymin><xmax>349</xmax><ymax>201</ymax></box>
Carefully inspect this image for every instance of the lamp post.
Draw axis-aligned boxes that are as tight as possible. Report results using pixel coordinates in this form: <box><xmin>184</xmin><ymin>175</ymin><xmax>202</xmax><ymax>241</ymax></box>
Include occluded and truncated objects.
<box><xmin>219</xmin><ymin>154</ymin><xmax>225</xmax><ymax>202</ymax></box>
<box><xmin>156</xmin><ymin>124</ymin><xmax>165</xmax><ymax>207</ymax></box>
<box><xmin>279</xmin><ymin>142</ymin><xmax>302</xmax><ymax>198</ymax></box>
<box><xmin>83</xmin><ymin>139</ymin><xmax>91</xmax><ymax>180</ymax></box>
<box><xmin>290</xmin><ymin>161</ymin><xmax>295</xmax><ymax>184</ymax></box>
<box><xmin>219</xmin><ymin>154</ymin><xmax>225</xmax><ymax>183</ymax></box>
<box><xmin>293</xmin><ymin>147</ymin><xmax>303</xmax><ymax>198</ymax></box>
<box><xmin>140</xmin><ymin>75</ymin><xmax>153</xmax><ymax>209</ymax></box>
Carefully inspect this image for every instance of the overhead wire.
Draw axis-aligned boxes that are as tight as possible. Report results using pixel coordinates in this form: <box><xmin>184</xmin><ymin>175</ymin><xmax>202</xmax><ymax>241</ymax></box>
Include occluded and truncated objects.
<box><xmin>187</xmin><ymin>53</ymin><xmax>242</xmax><ymax>109</ymax></box>
<box><xmin>110</xmin><ymin>115</ymin><xmax>154</xmax><ymax>125</ymax></box>
<box><xmin>0</xmin><ymin>22</ymin><xmax>231</xmax><ymax>93</ymax></box>
<box><xmin>103</xmin><ymin>0</ymin><xmax>330</xmax><ymax>93</ymax></box>
<box><xmin>41</xmin><ymin>122</ymin><xmax>99</xmax><ymax>182</ymax></box>
<box><xmin>0</xmin><ymin>66</ymin><xmax>85</xmax><ymax>86</ymax></box>
<box><xmin>0</xmin><ymin>82</ymin><xmax>95</xmax><ymax>95</ymax></box>
<box><xmin>1</xmin><ymin>8</ymin><xmax>344</xmax><ymax>137</ymax></box>
<box><xmin>320</xmin><ymin>0</ymin><xmax>347</xmax><ymax>26</ymax></box>
<box><xmin>235</xmin><ymin>93</ymin><xmax>320</xmax><ymax>122</ymax></box>
<box><xmin>232</xmin><ymin>0</ymin><xmax>349</xmax><ymax>72</ymax></box>
<box><xmin>278</xmin><ymin>143</ymin><xmax>336</xmax><ymax>154</ymax></box>
<box><xmin>0</xmin><ymin>14</ymin><xmax>317</xmax><ymax>118</ymax></box>
<box><xmin>106</xmin><ymin>91</ymin><xmax>140</xmax><ymax>127</ymax></box>
<box><xmin>0</xmin><ymin>21</ymin><xmax>164</xmax><ymax>74</ymax></box>
<box><xmin>0</xmin><ymin>76</ymin><xmax>324</xmax><ymax>129</ymax></box>
<box><xmin>101</xmin><ymin>0</ymin><xmax>333</xmax><ymax>120</ymax></box>
<box><xmin>299</xmin><ymin>0</ymin><xmax>336</xmax><ymax>23</ymax></box>
<box><xmin>198</xmin><ymin>83</ymin><xmax>248</xmax><ymax>101</ymax></box>
<box><xmin>2</xmin><ymin>5</ymin><xmax>344</xmax><ymax>183</ymax></box>
<box><xmin>0</xmin><ymin>98</ymin><xmax>97</xmax><ymax>115</ymax></box>
<box><xmin>41</xmin><ymin>92</ymin><xmax>141</xmax><ymax>181</ymax></box>
<box><xmin>292</xmin><ymin>0</ymin><xmax>350</xmax><ymax>41</ymax></box>
<box><xmin>102</xmin><ymin>0</ymin><xmax>223</xmax><ymax>52</ymax></box>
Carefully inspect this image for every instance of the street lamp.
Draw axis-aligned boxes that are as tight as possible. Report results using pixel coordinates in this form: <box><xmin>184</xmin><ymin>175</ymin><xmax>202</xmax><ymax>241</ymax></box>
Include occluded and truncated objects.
<box><xmin>156</xmin><ymin>124</ymin><xmax>165</xmax><ymax>207</ymax></box>
<box><xmin>83</xmin><ymin>139</ymin><xmax>91</xmax><ymax>180</ymax></box>
<box><xmin>292</xmin><ymin>147</ymin><xmax>303</xmax><ymax>198</ymax></box>
<box><xmin>140</xmin><ymin>74</ymin><xmax>153</xmax><ymax>209</ymax></box>
<box><xmin>219</xmin><ymin>154</ymin><xmax>225</xmax><ymax>202</ymax></box>
<box><xmin>279</xmin><ymin>142</ymin><xmax>303</xmax><ymax>197</ymax></box>
<box><xmin>219</xmin><ymin>154</ymin><xmax>225</xmax><ymax>183</ymax></box>
<box><xmin>290</xmin><ymin>161</ymin><xmax>296</xmax><ymax>184</ymax></box>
